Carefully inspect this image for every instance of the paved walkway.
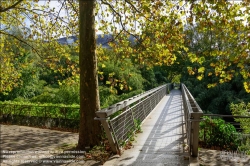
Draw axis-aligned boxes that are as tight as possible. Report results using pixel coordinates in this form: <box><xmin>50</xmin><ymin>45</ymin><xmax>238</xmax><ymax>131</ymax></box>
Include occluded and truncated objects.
<box><xmin>104</xmin><ymin>89</ymin><xmax>190</xmax><ymax>166</ymax></box>
<box><xmin>0</xmin><ymin>125</ymin><xmax>101</xmax><ymax>166</ymax></box>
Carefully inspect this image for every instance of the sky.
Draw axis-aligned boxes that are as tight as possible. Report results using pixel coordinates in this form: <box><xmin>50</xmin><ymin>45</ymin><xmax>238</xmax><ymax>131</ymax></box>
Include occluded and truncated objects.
<box><xmin>24</xmin><ymin>1</ymin><xmax>107</xmax><ymax>35</ymax></box>
<box><xmin>24</xmin><ymin>0</ymin><xmax>246</xmax><ymax>37</ymax></box>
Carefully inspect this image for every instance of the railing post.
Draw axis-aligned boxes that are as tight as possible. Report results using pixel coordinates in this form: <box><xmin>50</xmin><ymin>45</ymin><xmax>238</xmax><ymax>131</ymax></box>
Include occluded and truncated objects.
<box><xmin>166</xmin><ymin>84</ymin><xmax>170</xmax><ymax>94</ymax></box>
<box><xmin>95</xmin><ymin>112</ymin><xmax>119</xmax><ymax>154</ymax></box>
<box><xmin>190</xmin><ymin>111</ymin><xmax>203</xmax><ymax>157</ymax></box>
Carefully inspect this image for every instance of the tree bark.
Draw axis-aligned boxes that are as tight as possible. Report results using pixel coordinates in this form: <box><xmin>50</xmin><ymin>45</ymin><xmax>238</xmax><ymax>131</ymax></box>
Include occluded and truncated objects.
<box><xmin>78</xmin><ymin>0</ymin><xmax>102</xmax><ymax>149</ymax></box>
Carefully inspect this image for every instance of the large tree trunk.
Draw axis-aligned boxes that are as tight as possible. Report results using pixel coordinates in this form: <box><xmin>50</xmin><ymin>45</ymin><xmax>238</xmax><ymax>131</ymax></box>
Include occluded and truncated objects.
<box><xmin>77</xmin><ymin>0</ymin><xmax>102</xmax><ymax>149</ymax></box>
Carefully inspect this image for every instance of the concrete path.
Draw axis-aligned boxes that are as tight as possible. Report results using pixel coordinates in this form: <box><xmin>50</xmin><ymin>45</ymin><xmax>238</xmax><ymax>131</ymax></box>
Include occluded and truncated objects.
<box><xmin>104</xmin><ymin>89</ymin><xmax>190</xmax><ymax>166</ymax></box>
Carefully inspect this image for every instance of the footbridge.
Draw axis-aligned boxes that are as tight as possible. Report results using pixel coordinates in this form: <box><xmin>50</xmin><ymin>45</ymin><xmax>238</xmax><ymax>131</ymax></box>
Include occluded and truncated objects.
<box><xmin>95</xmin><ymin>83</ymin><xmax>203</xmax><ymax>166</ymax></box>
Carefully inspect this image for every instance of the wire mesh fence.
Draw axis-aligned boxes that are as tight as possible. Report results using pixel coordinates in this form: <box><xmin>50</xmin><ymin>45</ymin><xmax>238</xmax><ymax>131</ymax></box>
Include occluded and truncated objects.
<box><xmin>109</xmin><ymin>85</ymin><xmax>167</xmax><ymax>146</ymax></box>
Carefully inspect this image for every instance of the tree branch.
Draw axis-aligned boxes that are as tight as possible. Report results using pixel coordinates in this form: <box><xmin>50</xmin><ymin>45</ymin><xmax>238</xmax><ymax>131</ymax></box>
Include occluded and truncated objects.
<box><xmin>0</xmin><ymin>31</ymin><xmax>41</xmax><ymax>57</ymax></box>
<box><xmin>100</xmin><ymin>0</ymin><xmax>141</xmax><ymax>45</ymax></box>
<box><xmin>0</xmin><ymin>0</ymin><xmax>23</xmax><ymax>13</ymax></box>
<box><xmin>124</xmin><ymin>0</ymin><xmax>141</xmax><ymax>14</ymax></box>
<box><xmin>67</xmin><ymin>0</ymin><xmax>78</xmax><ymax>14</ymax></box>
<box><xmin>101</xmin><ymin>29</ymin><xmax>124</xmax><ymax>46</ymax></box>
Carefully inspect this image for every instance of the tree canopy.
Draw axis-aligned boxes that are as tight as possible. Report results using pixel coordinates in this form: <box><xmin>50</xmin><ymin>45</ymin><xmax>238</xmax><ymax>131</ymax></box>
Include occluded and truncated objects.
<box><xmin>1</xmin><ymin>0</ymin><xmax>250</xmax><ymax>93</ymax></box>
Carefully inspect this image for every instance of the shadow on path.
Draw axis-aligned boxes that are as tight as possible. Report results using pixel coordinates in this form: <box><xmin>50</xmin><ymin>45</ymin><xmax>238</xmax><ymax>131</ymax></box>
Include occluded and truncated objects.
<box><xmin>106</xmin><ymin>90</ymin><xmax>189</xmax><ymax>166</ymax></box>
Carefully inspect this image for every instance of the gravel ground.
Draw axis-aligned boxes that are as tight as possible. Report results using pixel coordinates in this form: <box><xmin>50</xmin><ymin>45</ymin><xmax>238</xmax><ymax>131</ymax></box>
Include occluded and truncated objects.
<box><xmin>197</xmin><ymin>148</ymin><xmax>250</xmax><ymax>166</ymax></box>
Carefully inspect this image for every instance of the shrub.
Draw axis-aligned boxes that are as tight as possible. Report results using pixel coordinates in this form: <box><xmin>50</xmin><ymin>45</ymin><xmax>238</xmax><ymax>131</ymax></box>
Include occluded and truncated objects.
<box><xmin>199</xmin><ymin>116</ymin><xmax>239</xmax><ymax>150</ymax></box>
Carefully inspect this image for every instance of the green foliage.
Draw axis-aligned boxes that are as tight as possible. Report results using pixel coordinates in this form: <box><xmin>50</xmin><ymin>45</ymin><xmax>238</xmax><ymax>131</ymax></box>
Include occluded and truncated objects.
<box><xmin>54</xmin><ymin>82</ymin><xmax>79</xmax><ymax>105</ymax></box>
<box><xmin>98</xmin><ymin>49</ymin><xmax>145</xmax><ymax>95</ymax></box>
<box><xmin>234</xmin><ymin>133</ymin><xmax>250</xmax><ymax>155</ymax></box>
<box><xmin>181</xmin><ymin>5</ymin><xmax>250</xmax><ymax>113</ymax></box>
<box><xmin>184</xmin><ymin>1</ymin><xmax>250</xmax><ymax>91</ymax></box>
<box><xmin>134</xmin><ymin>119</ymin><xmax>142</xmax><ymax>133</ymax></box>
<box><xmin>29</xmin><ymin>86</ymin><xmax>58</xmax><ymax>103</ymax></box>
<box><xmin>0</xmin><ymin>51</ymin><xmax>46</xmax><ymax>100</ymax></box>
<box><xmin>0</xmin><ymin>101</ymin><xmax>79</xmax><ymax>119</ymax></box>
<box><xmin>230</xmin><ymin>102</ymin><xmax>250</xmax><ymax>134</ymax></box>
<box><xmin>172</xmin><ymin>74</ymin><xmax>181</xmax><ymax>84</ymax></box>
<box><xmin>99</xmin><ymin>86</ymin><xmax>119</xmax><ymax>108</ymax></box>
<box><xmin>140</xmin><ymin>67</ymin><xmax>158</xmax><ymax>90</ymax></box>
<box><xmin>199</xmin><ymin>116</ymin><xmax>239</xmax><ymax>150</ymax></box>
<box><xmin>109</xmin><ymin>110</ymin><xmax>122</xmax><ymax>120</ymax></box>
<box><xmin>181</xmin><ymin>48</ymin><xmax>250</xmax><ymax>114</ymax></box>
<box><xmin>30</xmin><ymin>83</ymin><xmax>79</xmax><ymax>105</ymax></box>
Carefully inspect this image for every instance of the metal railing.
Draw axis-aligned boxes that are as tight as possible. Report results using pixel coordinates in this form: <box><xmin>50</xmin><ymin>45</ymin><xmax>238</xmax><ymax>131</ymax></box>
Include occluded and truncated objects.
<box><xmin>181</xmin><ymin>83</ymin><xmax>203</xmax><ymax>157</ymax></box>
<box><xmin>203</xmin><ymin>114</ymin><xmax>250</xmax><ymax>131</ymax></box>
<box><xmin>95</xmin><ymin>83</ymin><xmax>172</xmax><ymax>153</ymax></box>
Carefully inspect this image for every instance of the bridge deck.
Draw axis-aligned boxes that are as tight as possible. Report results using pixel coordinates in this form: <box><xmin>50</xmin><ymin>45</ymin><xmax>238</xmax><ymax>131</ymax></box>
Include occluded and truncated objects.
<box><xmin>104</xmin><ymin>89</ymin><xmax>190</xmax><ymax>166</ymax></box>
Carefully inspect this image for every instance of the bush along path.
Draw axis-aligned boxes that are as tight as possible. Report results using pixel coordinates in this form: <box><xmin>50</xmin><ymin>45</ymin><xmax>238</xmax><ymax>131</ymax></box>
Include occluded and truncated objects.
<box><xmin>197</xmin><ymin>116</ymin><xmax>250</xmax><ymax>165</ymax></box>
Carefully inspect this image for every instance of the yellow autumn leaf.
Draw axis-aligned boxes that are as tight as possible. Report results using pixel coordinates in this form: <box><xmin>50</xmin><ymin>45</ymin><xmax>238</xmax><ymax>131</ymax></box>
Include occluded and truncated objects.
<box><xmin>208</xmin><ymin>83</ymin><xmax>217</xmax><ymax>88</ymax></box>
<box><xmin>243</xmin><ymin>82</ymin><xmax>250</xmax><ymax>93</ymax></box>
<box><xmin>219</xmin><ymin>79</ymin><xmax>224</xmax><ymax>84</ymax></box>
<box><xmin>198</xmin><ymin>67</ymin><xmax>205</xmax><ymax>73</ymax></box>
<box><xmin>197</xmin><ymin>75</ymin><xmax>203</xmax><ymax>80</ymax></box>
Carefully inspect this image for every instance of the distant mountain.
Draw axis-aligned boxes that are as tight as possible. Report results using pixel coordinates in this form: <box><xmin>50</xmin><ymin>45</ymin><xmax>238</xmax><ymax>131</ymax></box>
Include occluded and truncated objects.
<box><xmin>57</xmin><ymin>36</ymin><xmax>78</xmax><ymax>45</ymax></box>
<box><xmin>57</xmin><ymin>34</ymin><xmax>136</xmax><ymax>48</ymax></box>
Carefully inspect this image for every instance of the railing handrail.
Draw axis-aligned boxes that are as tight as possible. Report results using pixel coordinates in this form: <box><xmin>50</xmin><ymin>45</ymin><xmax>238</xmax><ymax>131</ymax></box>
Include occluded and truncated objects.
<box><xmin>96</xmin><ymin>83</ymin><xmax>171</xmax><ymax>118</ymax></box>
<box><xmin>182</xmin><ymin>84</ymin><xmax>203</xmax><ymax>114</ymax></box>
<box><xmin>181</xmin><ymin>83</ymin><xmax>203</xmax><ymax>157</ymax></box>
